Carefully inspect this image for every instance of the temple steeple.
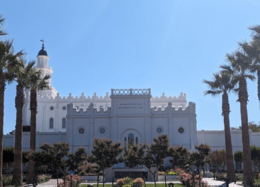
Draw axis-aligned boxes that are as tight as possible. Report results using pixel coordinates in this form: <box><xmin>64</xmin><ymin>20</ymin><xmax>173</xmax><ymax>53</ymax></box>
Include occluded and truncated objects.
<box><xmin>35</xmin><ymin>40</ymin><xmax>57</xmax><ymax>97</ymax></box>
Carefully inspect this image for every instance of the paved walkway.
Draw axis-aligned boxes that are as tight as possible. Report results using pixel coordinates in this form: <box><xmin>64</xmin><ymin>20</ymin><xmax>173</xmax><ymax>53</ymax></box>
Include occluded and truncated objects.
<box><xmin>202</xmin><ymin>178</ymin><xmax>242</xmax><ymax>187</ymax></box>
<box><xmin>36</xmin><ymin>178</ymin><xmax>243</xmax><ymax>187</ymax></box>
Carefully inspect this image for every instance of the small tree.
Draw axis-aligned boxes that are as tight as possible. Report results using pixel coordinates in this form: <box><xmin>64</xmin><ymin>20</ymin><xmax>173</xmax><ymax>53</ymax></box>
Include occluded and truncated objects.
<box><xmin>88</xmin><ymin>138</ymin><xmax>123</xmax><ymax>187</ymax></box>
<box><xmin>29</xmin><ymin>142</ymin><xmax>70</xmax><ymax>186</ymax></box>
<box><xmin>143</xmin><ymin>134</ymin><xmax>169</xmax><ymax>187</ymax></box>
<box><xmin>192</xmin><ymin>144</ymin><xmax>211</xmax><ymax>175</ymax></box>
<box><xmin>250</xmin><ymin>146</ymin><xmax>260</xmax><ymax>172</ymax></box>
<box><xmin>124</xmin><ymin>143</ymin><xmax>147</xmax><ymax>168</ymax></box>
<box><xmin>3</xmin><ymin>146</ymin><xmax>14</xmax><ymax>174</ymax></box>
<box><xmin>209</xmin><ymin>150</ymin><xmax>226</xmax><ymax>171</ymax></box>
<box><xmin>234</xmin><ymin>151</ymin><xmax>243</xmax><ymax>172</ymax></box>
<box><xmin>66</xmin><ymin>147</ymin><xmax>87</xmax><ymax>187</ymax></box>
<box><xmin>168</xmin><ymin>145</ymin><xmax>190</xmax><ymax>169</ymax></box>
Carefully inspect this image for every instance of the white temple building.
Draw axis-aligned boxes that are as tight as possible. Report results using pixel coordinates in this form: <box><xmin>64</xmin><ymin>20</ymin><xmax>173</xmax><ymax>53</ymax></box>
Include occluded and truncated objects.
<box><xmin>3</xmin><ymin>44</ymin><xmax>260</xmax><ymax>156</ymax></box>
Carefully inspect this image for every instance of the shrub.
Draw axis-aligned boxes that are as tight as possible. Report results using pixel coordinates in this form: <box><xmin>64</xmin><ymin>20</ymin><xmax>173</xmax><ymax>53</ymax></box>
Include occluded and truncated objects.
<box><xmin>3</xmin><ymin>175</ymin><xmax>12</xmax><ymax>186</ymax></box>
<box><xmin>235</xmin><ymin>173</ymin><xmax>243</xmax><ymax>181</ymax></box>
<box><xmin>124</xmin><ymin>177</ymin><xmax>133</xmax><ymax>185</ymax></box>
<box><xmin>179</xmin><ymin>173</ymin><xmax>209</xmax><ymax>187</ymax></box>
<box><xmin>116</xmin><ymin>178</ymin><xmax>125</xmax><ymax>187</ymax></box>
<box><xmin>79</xmin><ymin>170</ymin><xmax>87</xmax><ymax>176</ymax></box>
<box><xmin>133</xmin><ymin>178</ymin><xmax>144</xmax><ymax>185</ymax></box>
<box><xmin>175</xmin><ymin>168</ymin><xmax>185</xmax><ymax>175</ymax></box>
<box><xmin>58</xmin><ymin>174</ymin><xmax>83</xmax><ymax>187</ymax></box>
<box><xmin>253</xmin><ymin>183</ymin><xmax>260</xmax><ymax>187</ymax></box>
<box><xmin>38</xmin><ymin>174</ymin><xmax>51</xmax><ymax>183</ymax></box>
<box><xmin>166</xmin><ymin>171</ymin><xmax>177</xmax><ymax>175</ymax></box>
<box><xmin>215</xmin><ymin>173</ymin><xmax>227</xmax><ymax>181</ymax></box>
<box><xmin>158</xmin><ymin>171</ymin><xmax>165</xmax><ymax>175</ymax></box>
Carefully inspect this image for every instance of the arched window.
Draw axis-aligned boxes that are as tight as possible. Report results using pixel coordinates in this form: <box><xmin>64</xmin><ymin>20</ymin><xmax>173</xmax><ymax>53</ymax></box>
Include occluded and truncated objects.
<box><xmin>136</xmin><ymin>137</ymin><xmax>138</xmax><ymax>145</ymax></box>
<box><xmin>62</xmin><ymin>118</ymin><xmax>66</xmax><ymax>128</ymax></box>
<box><xmin>49</xmin><ymin>118</ymin><xmax>54</xmax><ymax>129</ymax></box>
<box><xmin>128</xmin><ymin>133</ymin><xmax>134</xmax><ymax>147</ymax></box>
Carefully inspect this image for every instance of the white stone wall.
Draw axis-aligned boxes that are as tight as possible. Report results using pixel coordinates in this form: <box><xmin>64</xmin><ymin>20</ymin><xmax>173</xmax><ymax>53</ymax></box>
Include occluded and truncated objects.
<box><xmin>22</xmin><ymin>91</ymin><xmax>188</xmax><ymax>133</ymax></box>
<box><xmin>197</xmin><ymin>130</ymin><xmax>260</xmax><ymax>153</ymax></box>
<box><xmin>65</xmin><ymin>89</ymin><xmax>197</xmax><ymax>153</ymax></box>
<box><xmin>4</xmin><ymin>132</ymin><xmax>66</xmax><ymax>151</ymax></box>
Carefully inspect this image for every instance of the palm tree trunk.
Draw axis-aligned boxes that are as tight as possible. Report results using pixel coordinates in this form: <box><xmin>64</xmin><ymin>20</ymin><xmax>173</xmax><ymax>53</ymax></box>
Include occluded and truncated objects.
<box><xmin>238</xmin><ymin>77</ymin><xmax>254</xmax><ymax>186</ymax></box>
<box><xmin>257</xmin><ymin>69</ymin><xmax>260</xmax><ymax>110</ymax></box>
<box><xmin>222</xmin><ymin>92</ymin><xmax>236</xmax><ymax>181</ymax></box>
<box><xmin>0</xmin><ymin>72</ymin><xmax>5</xmax><ymax>187</ymax></box>
<box><xmin>27</xmin><ymin>89</ymin><xmax>37</xmax><ymax>183</ymax></box>
<box><xmin>12</xmin><ymin>83</ymin><xmax>25</xmax><ymax>186</ymax></box>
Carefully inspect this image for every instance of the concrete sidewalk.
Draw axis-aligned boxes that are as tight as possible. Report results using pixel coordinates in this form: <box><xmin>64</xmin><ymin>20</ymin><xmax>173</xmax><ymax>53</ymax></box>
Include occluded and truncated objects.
<box><xmin>202</xmin><ymin>178</ymin><xmax>242</xmax><ymax>187</ymax></box>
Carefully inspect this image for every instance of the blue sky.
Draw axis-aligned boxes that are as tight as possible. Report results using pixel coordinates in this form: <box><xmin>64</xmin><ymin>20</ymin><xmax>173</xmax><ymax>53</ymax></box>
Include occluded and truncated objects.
<box><xmin>1</xmin><ymin>0</ymin><xmax>260</xmax><ymax>134</ymax></box>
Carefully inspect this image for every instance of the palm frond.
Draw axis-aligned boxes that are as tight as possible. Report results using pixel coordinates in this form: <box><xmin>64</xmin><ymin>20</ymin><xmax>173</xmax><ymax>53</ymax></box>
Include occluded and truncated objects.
<box><xmin>27</xmin><ymin>68</ymin><xmax>51</xmax><ymax>90</ymax></box>
<box><xmin>220</xmin><ymin>64</ymin><xmax>234</xmax><ymax>75</ymax></box>
<box><xmin>249</xmin><ymin>25</ymin><xmax>260</xmax><ymax>41</ymax></box>
<box><xmin>204</xmin><ymin>90</ymin><xmax>222</xmax><ymax>97</ymax></box>
<box><xmin>244</xmin><ymin>74</ymin><xmax>256</xmax><ymax>81</ymax></box>
<box><xmin>0</xmin><ymin>14</ymin><xmax>7</xmax><ymax>36</ymax></box>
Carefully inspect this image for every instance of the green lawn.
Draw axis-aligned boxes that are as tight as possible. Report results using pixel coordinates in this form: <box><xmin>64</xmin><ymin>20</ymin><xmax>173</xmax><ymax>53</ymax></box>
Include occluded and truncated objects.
<box><xmin>81</xmin><ymin>184</ymin><xmax>184</xmax><ymax>187</ymax></box>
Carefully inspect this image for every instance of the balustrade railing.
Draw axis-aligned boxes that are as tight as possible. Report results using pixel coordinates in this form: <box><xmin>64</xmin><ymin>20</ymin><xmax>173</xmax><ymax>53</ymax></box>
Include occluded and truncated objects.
<box><xmin>111</xmin><ymin>89</ymin><xmax>151</xmax><ymax>95</ymax></box>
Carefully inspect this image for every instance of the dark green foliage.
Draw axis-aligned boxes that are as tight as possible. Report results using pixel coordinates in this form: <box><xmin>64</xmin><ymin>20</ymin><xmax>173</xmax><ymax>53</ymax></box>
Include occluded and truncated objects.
<box><xmin>234</xmin><ymin>151</ymin><xmax>243</xmax><ymax>162</ymax></box>
<box><xmin>88</xmin><ymin>138</ymin><xmax>123</xmax><ymax>187</ymax></box>
<box><xmin>3</xmin><ymin>146</ymin><xmax>14</xmax><ymax>164</ymax></box>
<box><xmin>22</xmin><ymin>151</ymin><xmax>29</xmax><ymax>164</ymax></box>
<box><xmin>143</xmin><ymin>135</ymin><xmax>169</xmax><ymax>187</ymax></box>
<box><xmin>30</xmin><ymin>143</ymin><xmax>87</xmax><ymax>186</ymax></box>
<box><xmin>2</xmin><ymin>175</ymin><xmax>12</xmax><ymax>186</ymax></box>
<box><xmin>3</xmin><ymin>146</ymin><xmax>29</xmax><ymax>172</ymax></box>
<box><xmin>168</xmin><ymin>145</ymin><xmax>189</xmax><ymax>169</ymax></box>
<box><xmin>191</xmin><ymin>144</ymin><xmax>211</xmax><ymax>175</ymax></box>
<box><xmin>250</xmin><ymin>146</ymin><xmax>260</xmax><ymax>172</ymax></box>
<box><xmin>123</xmin><ymin>143</ymin><xmax>146</xmax><ymax>168</ymax></box>
<box><xmin>29</xmin><ymin>142</ymin><xmax>70</xmax><ymax>186</ymax></box>
<box><xmin>231</xmin><ymin>121</ymin><xmax>260</xmax><ymax>132</ymax></box>
<box><xmin>37</xmin><ymin>174</ymin><xmax>51</xmax><ymax>183</ymax></box>
<box><xmin>208</xmin><ymin>150</ymin><xmax>226</xmax><ymax>171</ymax></box>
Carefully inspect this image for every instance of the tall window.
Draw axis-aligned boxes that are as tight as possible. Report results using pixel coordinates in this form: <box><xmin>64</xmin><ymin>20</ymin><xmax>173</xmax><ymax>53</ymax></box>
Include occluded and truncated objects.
<box><xmin>128</xmin><ymin>133</ymin><xmax>134</xmax><ymax>147</ymax></box>
<box><xmin>62</xmin><ymin>118</ymin><xmax>66</xmax><ymax>129</ymax></box>
<box><xmin>49</xmin><ymin>118</ymin><xmax>54</xmax><ymax>129</ymax></box>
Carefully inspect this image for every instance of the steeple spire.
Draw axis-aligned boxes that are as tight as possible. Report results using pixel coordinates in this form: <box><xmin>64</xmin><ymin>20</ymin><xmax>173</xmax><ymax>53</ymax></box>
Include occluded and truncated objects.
<box><xmin>38</xmin><ymin>38</ymin><xmax>48</xmax><ymax>56</ymax></box>
<box><xmin>40</xmin><ymin>38</ymin><xmax>45</xmax><ymax>50</ymax></box>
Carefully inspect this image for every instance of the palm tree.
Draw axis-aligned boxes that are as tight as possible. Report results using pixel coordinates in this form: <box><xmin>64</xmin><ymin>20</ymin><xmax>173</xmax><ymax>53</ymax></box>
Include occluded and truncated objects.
<box><xmin>239</xmin><ymin>25</ymin><xmax>260</xmax><ymax>112</ymax></box>
<box><xmin>27</xmin><ymin>69</ymin><xmax>50</xmax><ymax>183</ymax></box>
<box><xmin>12</xmin><ymin>60</ymin><xmax>35</xmax><ymax>186</ymax></box>
<box><xmin>0</xmin><ymin>16</ymin><xmax>23</xmax><ymax>187</ymax></box>
<box><xmin>203</xmin><ymin>72</ymin><xmax>236</xmax><ymax>181</ymax></box>
<box><xmin>0</xmin><ymin>44</ymin><xmax>23</xmax><ymax>187</ymax></box>
<box><xmin>221</xmin><ymin>51</ymin><xmax>255</xmax><ymax>186</ymax></box>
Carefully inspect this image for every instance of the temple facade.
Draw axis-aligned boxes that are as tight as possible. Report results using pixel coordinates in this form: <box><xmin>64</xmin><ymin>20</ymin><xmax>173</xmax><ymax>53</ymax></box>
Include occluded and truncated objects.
<box><xmin>3</xmin><ymin>44</ymin><xmax>260</xmax><ymax>156</ymax></box>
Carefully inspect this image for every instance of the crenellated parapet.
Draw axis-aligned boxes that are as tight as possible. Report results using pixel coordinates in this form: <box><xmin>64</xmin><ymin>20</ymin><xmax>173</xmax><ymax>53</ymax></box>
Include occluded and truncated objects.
<box><xmin>25</xmin><ymin>91</ymin><xmax>187</xmax><ymax>107</ymax></box>
<box><xmin>67</xmin><ymin>103</ymin><xmax>111</xmax><ymax>117</ymax></box>
<box><xmin>151</xmin><ymin>102</ymin><xmax>195</xmax><ymax>116</ymax></box>
<box><xmin>32</xmin><ymin>92</ymin><xmax>111</xmax><ymax>104</ymax></box>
